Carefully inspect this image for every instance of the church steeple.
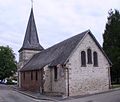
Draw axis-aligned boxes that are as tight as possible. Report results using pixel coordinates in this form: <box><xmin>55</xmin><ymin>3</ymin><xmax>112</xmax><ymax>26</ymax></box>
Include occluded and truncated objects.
<box><xmin>19</xmin><ymin>8</ymin><xmax>44</xmax><ymax>52</ymax></box>
<box><xmin>18</xmin><ymin>4</ymin><xmax>44</xmax><ymax>88</ymax></box>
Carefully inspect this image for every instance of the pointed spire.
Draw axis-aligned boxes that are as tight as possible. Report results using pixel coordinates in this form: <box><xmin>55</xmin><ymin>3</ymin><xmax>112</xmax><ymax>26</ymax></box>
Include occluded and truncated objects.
<box><xmin>19</xmin><ymin>8</ymin><xmax>44</xmax><ymax>52</ymax></box>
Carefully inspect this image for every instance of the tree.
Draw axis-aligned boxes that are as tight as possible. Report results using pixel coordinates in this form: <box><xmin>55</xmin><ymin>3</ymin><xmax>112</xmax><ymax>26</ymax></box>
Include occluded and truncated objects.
<box><xmin>0</xmin><ymin>46</ymin><xmax>17</xmax><ymax>82</ymax></box>
<box><xmin>103</xmin><ymin>9</ymin><xmax>120</xmax><ymax>83</ymax></box>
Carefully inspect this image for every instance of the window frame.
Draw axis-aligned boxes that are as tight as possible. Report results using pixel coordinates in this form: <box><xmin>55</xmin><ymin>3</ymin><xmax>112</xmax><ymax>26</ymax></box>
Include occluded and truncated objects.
<box><xmin>87</xmin><ymin>48</ymin><xmax>92</xmax><ymax>64</ymax></box>
<box><xmin>81</xmin><ymin>51</ymin><xmax>86</xmax><ymax>67</ymax></box>
<box><xmin>93</xmin><ymin>51</ymin><xmax>98</xmax><ymax>67</ymax></box>
<box><xmin>54</xmin><ymin>66</ymin><xmax>58</xmax><ymax>81</ymax></box>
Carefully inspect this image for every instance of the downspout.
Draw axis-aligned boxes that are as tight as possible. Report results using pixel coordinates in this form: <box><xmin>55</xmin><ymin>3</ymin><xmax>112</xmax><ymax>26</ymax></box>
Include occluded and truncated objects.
<box><xmin>67</xmin><ymin>68</ymin><xmax>69</xmax><ymax>96</ymax></box>
<box><xmin>64</xmin><ymin>66</ymin><xmax>69</xmax><ymax>97</ymax></box>
<box><xmin>18</xmin><ymin>69</ymin><xmax>22</xmax><ymax>88</ymax></box>
<box><xmin>18</xmin><ymin>71</ymin><xmax>21</xmax><ymax>87</ymax></box>
<box><xmin>39</xmin><ymin>69</ymin><xmax>41</xmax><ymax>94</ymax></box>
<box><xmin>50</xmin><ymin>68</ymin><xmax>52</xmax><ymax>92</ymax></box>
<box><xmin>108</xmin><ymin>66</ymin><xmax>112</xmax><ymax>89</ymax></box>
<box><xmin>17</xmin><ymin>70</ymin><xmax>19</xmax><ymax>87</ymax></box>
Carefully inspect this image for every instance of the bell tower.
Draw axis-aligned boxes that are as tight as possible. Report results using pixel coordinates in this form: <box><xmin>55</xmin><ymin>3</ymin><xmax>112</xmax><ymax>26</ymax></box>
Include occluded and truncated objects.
<box><xmin>18</xmin><ymin>8</ymin><xmax>44</xmax><ymax>69</ymax></box>
<box><xmin>18</xmin><ymin>1</ymin><xmax>44</xmax><ymax>88</ymax></box>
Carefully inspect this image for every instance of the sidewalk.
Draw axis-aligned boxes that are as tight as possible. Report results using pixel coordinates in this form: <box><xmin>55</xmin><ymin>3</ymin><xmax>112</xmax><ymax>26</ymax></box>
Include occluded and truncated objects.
<box><xmin>12</xmin><ymin>85</ymin><xmax>120</xmax><ymax>102</ymax></box>
<box><xmin>12</xmin><ymin>85</ymin><xmax>66</xmax><ymax>102</ymax></box>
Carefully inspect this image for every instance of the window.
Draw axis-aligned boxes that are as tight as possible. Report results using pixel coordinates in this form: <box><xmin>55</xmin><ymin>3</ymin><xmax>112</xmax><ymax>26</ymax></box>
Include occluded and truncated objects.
<box><xmin>35</xmin><ymin>71</ymin><xmax>38</xmax><ymax>81</ymax></box>
<box><xmin>93</xmin><ymin>51</ymin><xmax>98</xmax><ymax>67</ymax></box>
<box><xmin>87</xmin><ymin>49</ymin><xmax>92</xmax><ymax>64</ymax></box>
<box><xmin>31</xmin><ymin>71</ymin><xmax>33</xmax><ymax>80</ymax></box>
<box><xmin>54</xmin><ymin>66</ymin><xmax>58</xmax><ymax>80</ymax></box>
<box><xmin>81</xmin><ymin>51</ymin><xmax>86</xmax><ymax>66</ymax></box>
<box><xmin>23</xmin><ymin>72</ymin><xmax>25</xmax><ymax>80</ymax></box>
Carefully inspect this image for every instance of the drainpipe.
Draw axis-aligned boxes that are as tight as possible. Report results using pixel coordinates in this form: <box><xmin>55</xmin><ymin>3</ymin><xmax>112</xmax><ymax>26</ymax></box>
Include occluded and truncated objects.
<box><xmin>108</xmin><ymin>66</ymin><xmax>112</xmax><ymax>89</ymax></box>
<box><xmin>39</xmin><ymin>69</ymin><xmax>41</xmax><ymax>94</ymax></box>
<box><xmin>50</xmin><ymin>68</ymin><xmax>52</xmax><ymax>92</ymax></box>
<box><xmin>64</xmin><ymin>66</ymin><xmax>69</xmax><ymax>97</ymax></box>
<box><xmin>67</xmin><ymin>68</ymin><xmax>69</xmax><ymax>96</ymax></box>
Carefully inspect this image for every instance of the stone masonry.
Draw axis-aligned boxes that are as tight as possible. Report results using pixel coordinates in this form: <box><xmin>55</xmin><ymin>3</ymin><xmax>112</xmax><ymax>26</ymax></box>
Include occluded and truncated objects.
<box><xmin>43</xmin><ymin>33</ymin><xmax>111</xmax><ymax>97</ymax></box>
<box><xmin>66</xmin><ymin>33</ymin><xmax>111</xmax><ymax>96</ymax></box>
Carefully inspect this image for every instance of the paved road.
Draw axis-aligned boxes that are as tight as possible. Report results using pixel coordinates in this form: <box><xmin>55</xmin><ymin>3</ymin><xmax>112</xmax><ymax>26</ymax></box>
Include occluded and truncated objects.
<box><xmin>1</xmin><ymin>84</ymin><xmax>120</xmax><ymax>102</ymax></box>
<box><xmin>63</xmin><ymin>89</ymin><xmax>120</xmax><ymax>102</ymax></box>
<box><xmin>0</xmin><ymin>84</ymin><xmax>52</xmax><ymax>102</ymax></box>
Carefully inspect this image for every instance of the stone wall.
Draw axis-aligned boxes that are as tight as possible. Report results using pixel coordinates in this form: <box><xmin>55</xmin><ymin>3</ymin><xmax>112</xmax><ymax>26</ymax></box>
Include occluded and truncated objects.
<box><xmin>43</xmin><ymin>65</ymin><xmax>52</xmax><ymax>92</ymax></box>
<box><xmin>66</xmin><ymin>34</ymin><xmax>111</xmax><ymax>96</ymax></box>
<box><xmin>44</xmin><ymin>65</ymin><xmax>67</xmax><ymax>95</ymax></box>
<box><xmin>19</xmin><ymin>50</ymin><xmax>40</xmax><ymax>68</ymax></box>
<box><xmin>51</xmin><ymin>65</ymin><xmax>66</xmax><ymax>94</ymax></box>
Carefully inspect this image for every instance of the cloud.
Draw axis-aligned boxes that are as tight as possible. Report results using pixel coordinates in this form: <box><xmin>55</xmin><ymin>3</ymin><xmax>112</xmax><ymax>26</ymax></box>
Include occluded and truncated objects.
<box><xmin>0</xmin><ymin>0</ymin><xmax>120</xmax><ymax>61</ymax></box>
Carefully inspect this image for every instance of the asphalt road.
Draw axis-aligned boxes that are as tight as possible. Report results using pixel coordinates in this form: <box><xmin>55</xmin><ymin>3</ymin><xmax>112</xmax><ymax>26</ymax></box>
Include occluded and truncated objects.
<box><xmin>63</xmin><ymin>89</ymin><xmax>120</xmax><ymax>102</ymax></box>
<box><xmin>1</xmin><ymin>84</ymin><xmax>120</xmax><ymax>102</ymax></box>
<box><xmin>0</xmin><ymin>84</ymin><xmax>52</xmax><ymax>102</ymax></box>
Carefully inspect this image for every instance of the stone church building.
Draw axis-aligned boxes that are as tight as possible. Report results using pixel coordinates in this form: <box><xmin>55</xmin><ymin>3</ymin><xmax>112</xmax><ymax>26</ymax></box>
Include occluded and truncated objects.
<box><xmin>18</xmin><ymin>8</ymin><xmax>112</xmax><ymax>97</ymax></box>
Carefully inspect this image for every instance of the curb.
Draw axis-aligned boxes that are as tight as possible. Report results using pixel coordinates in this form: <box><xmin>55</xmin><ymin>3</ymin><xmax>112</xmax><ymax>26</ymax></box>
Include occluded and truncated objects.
<box><xmin>13</xmin><ymin>88</ymin><xmax>59</xmax><ymax>102</ymax></box>
<box><xmin>69</xmin><ymin>88</ymin><xmax>120</xmax><ymax>99</ymax></box>
<box><xmin>12</xmin><ymin>86</ymin><xmax>120</xmax><ymax>101</ymax></box>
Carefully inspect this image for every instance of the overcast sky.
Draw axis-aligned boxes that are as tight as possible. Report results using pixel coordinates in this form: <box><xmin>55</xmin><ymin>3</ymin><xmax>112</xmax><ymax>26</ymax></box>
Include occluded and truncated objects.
<box><xmin>0</xmin><ymin>0</ymin><xmax>120</xmax><ymax>61</ymax></box>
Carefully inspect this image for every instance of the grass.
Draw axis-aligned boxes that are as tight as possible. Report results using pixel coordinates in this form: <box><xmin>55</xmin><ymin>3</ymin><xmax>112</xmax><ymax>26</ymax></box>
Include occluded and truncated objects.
<box><xmin>111</xmin><ymin>84</ymin><xmax>120</xmax><ymax>89</ymax></box>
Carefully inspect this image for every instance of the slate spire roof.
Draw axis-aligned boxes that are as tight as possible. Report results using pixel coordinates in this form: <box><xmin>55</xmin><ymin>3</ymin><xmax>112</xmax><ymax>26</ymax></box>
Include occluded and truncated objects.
<box><xmin>20</xmin><ymin>30</ymin><xmax>112</xmax><ymax>71</ymax></box>
<box><xmin>19</xmin><ymin>8</ymin><xmax>44</xmax><ymax>52</ymax></box>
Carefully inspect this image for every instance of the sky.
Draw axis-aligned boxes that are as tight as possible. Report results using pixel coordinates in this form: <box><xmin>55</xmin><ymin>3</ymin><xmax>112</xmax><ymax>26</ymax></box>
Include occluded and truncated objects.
<box><xmin>0</xmin><ymin>0</ymin><xmax>120</xmax><ymax>61</ymax></box>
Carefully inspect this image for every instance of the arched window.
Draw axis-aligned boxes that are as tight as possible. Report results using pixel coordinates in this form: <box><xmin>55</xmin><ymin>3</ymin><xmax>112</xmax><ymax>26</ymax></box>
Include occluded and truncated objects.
<box><xmin>87</xmin><ymin>49</ymin><xmax>92</xmax><ymax>64</ymax></box>
<box><xmin>81</xmin><ymin>51</ymin><xmax>86</xmax><ymax>66</ymax></box>
<box><xmin>93</xmin><ymin>51</ymin><xmax>98</xmax><ymax>67</ymax></box>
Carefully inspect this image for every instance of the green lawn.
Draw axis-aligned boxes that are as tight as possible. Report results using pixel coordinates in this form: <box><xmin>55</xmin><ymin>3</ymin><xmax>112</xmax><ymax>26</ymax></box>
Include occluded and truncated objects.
<box><xmin>111</xmin><ymin>84</ymin><xmax>120</xmax><ymax>89</ymax></box>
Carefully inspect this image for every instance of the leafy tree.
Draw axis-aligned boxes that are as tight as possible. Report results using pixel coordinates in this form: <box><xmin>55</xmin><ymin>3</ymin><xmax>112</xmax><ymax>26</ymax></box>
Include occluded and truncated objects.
<box><xmin>0</xmin><ymin>46</ymin><xmax>17</xmax><ymax>82</ymax></box>
<box><xmin>103</xmin><ymin>9</ymin><xmax>120</xmax><ymax>83</ymax></box>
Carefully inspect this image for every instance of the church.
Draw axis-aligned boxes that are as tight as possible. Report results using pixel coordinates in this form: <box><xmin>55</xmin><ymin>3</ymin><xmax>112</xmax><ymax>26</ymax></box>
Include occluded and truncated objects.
<box><xmin>18</xmin><ymin>7</ymin><xmax>112</xmax><ymax>97</ymax></box>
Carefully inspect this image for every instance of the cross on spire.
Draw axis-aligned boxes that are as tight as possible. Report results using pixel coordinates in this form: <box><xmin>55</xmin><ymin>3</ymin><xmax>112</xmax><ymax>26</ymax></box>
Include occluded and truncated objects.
<box><xmin>31</xmin><ymin>0</ymin><xmax>33</xmax><ymax>8</ymax></box>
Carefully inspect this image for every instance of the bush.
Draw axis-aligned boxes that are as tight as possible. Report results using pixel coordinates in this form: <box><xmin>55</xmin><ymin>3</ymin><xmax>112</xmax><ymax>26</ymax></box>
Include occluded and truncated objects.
<box><xmin>6</xmin><ymin>79</ymin><xmax>15</xmax><ymax>85</ymax></box>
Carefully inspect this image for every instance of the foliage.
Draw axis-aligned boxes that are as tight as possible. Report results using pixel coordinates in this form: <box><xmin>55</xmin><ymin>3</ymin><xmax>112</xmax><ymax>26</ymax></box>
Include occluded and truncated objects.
<box><xmin>111</xmin><ymin>84</ymin><xmax>120</xmax><ymax>89</ymax></box>
<box><xmin>6</xmin><ymin>78</ymin><xmax>16</xmax><ymax>85</ymax></box>
<box><xmin>103</xmin><ymin>9</ymin><xmax>120</xmax><ymax>83</ymax></box>
<box><xmin>0</xmin><ymin>46</ymin><xmax>17</xmax><ymax>81</ymax></box>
